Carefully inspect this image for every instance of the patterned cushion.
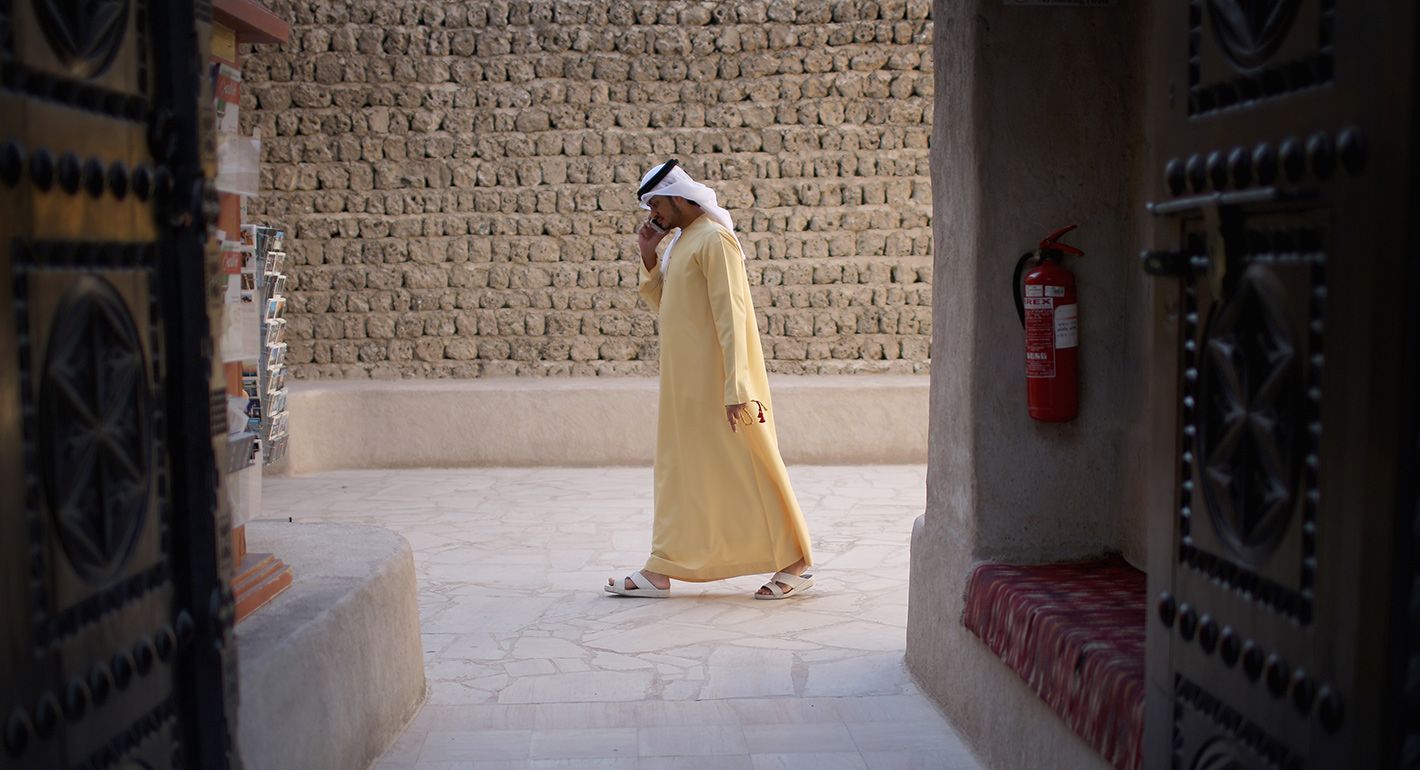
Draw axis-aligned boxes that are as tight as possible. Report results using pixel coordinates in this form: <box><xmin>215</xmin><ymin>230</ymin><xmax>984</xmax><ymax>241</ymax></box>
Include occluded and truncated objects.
<box><xmin>962</xmin><ymin>555</ymin><xmax>1145</xmax><ymax>770</ymax></box>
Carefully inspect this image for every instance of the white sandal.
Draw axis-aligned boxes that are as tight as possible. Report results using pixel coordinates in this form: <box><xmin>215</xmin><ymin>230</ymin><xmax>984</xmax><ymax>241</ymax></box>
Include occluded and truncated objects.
<box><xmin>756</xmin><ymin>571</ymin><xmax>814</xmax><ymax>600</ymax></box>
<box><xmin>604</xmin><ymin>570</ymin><xmax>670</xmax><ymax>598</ymax></box>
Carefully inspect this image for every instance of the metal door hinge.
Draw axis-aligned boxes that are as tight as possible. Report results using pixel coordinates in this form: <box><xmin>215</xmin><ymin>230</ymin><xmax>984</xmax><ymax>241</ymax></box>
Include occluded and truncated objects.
<box><xmin>1140</xmin><ymin>250</ymin><xmax>1207</xmax><ymax>277</ymax></box>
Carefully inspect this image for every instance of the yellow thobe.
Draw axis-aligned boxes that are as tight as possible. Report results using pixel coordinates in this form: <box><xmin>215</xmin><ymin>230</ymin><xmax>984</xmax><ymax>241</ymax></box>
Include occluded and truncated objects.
<box><xmin>638</xmin><ymin>215</ymin><xmax>813</xmax><ymax>581</ymax></box>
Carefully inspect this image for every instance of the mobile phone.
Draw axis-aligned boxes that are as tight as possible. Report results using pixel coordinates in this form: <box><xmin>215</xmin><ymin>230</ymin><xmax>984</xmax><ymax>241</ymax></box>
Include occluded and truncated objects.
<box><xmin>646</xmin><ymin>218</ymin><xmax>666</xmax><ymax>234</ymax></box>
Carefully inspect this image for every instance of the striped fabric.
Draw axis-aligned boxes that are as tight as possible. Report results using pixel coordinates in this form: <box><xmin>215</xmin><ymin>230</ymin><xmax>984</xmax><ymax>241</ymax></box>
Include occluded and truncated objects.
<box><xmin>962</xmin><ymin>555</ymin><xmax>1145</xmax><ymax>770</ymax></box>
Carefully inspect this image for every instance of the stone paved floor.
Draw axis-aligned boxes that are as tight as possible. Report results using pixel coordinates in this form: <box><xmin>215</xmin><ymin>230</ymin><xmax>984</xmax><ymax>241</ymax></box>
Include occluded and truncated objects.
<box><xmin>262</xmin><ymin>466</ymin><xmax>981</xmax><ymax>770</ymax></box>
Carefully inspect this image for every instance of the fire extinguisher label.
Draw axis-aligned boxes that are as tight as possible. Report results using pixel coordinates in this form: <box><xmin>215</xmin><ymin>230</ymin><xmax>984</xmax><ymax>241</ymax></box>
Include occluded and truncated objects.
<box><xmin>1025</xmin><ymin>285</ymin><xmax>1044</xmax><ymax>297</ymax></box>
<box><xmin>1054</xmin><ymin>304</ymin><xmax>1078</xmax><ymax>348</ymax></box>
<box><xmin>1045</xmin><ymin>286</ymin><xmax>1066</xmax><ymax>297</ymax></box>
<box><xmin>1024</xmin><ymin>296</ymin><xmax>1054</xmax><ymax>378</ymax></box>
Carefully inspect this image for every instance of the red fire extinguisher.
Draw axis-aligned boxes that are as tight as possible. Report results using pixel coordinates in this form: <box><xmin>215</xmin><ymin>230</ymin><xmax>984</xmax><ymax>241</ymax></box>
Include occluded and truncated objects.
<box><xmin>1012</xmin><ymin>225</ymin><xmax>1082</xmax><ymax>422</ymax></box>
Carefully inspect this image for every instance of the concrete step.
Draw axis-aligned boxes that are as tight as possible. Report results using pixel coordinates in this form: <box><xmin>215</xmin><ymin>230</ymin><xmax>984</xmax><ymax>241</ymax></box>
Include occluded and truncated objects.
<box><xmin>272</xmin><ymin>374</ymin><xmax>928</xmax><ymax>473</ymax></box>
<box><xmin>236</xmin><ymin>522</ymin><xmax>424</xmax><ymax>770</ymax></box>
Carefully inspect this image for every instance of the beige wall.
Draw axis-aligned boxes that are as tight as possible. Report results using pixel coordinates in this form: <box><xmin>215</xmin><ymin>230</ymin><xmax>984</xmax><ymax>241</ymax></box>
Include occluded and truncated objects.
<box><xmin>239</xmin><ymin>0</ymin><xmax>934</xmax><ymax>379</ymax></box>
<box><xmin>914</xmin><ymin>3</ymin><xmax>1151</xmax><ymax>570</ymax></box>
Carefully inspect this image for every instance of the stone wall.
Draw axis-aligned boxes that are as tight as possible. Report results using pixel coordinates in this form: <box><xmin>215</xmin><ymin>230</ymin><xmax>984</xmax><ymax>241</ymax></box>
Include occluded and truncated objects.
<box><xmin>240</xmin><ymin>0</ymin><xmax>934</xmax><ymax>378</ymax></box>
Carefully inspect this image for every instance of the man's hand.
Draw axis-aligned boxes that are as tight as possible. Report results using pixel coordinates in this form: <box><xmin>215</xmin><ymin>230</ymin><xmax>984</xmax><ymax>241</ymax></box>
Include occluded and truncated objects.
<box><xmin>637</xmin><ymin>219</ymin><xmax>669</xmax><ymax>271</ymax></box>
<box><xmin>726</xmin><ymin>403</ymin><xmax>748</xmax><ymax>432</ymax></box>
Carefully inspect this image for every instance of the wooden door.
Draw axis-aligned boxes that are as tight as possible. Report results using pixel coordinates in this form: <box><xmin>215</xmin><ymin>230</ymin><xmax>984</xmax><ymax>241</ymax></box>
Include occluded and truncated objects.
<box><xmin>0</xmin><ymin>0</ymin><xmax>240</xmax><ymax>768</ymax></box>
<box><xmin>1142</xmin><ymin>1</ymin><xmax>1419</xmax><ymax>768</ymax></box>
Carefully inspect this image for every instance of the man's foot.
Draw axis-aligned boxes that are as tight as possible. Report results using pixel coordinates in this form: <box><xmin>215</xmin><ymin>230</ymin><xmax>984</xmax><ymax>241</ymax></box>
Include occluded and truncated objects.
<box><xmin>604</xmin><ymin>569</ymin><xmax>670</xmax><ymax>598</ymax></box>
<box><xmin>756</xmin><ymin>559</ymin><xmax>811</xmax><ymax>598</ymax></box>
<box><xmin>608</xmin><ymin>570</ymin><xmax>670</xmax><ymax>591</ymax></box>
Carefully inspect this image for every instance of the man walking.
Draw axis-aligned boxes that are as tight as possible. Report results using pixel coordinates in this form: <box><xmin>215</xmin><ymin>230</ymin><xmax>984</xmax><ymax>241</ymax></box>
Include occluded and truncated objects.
<box><xmin>606</xmin><ymin>160</ymin><xmax>814</xmax><ymax>600</ymax></box>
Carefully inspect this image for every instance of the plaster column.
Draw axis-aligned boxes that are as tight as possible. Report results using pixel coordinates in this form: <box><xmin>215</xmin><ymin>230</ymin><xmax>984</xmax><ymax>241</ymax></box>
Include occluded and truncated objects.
<box><xmin>907</xmin><ymin>0</ymin><xmax>1151</xmax><ymax>766</ymax></box>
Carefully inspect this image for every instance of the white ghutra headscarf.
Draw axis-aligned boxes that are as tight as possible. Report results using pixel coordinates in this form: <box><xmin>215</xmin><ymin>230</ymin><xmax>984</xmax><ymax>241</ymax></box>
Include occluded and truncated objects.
<box><xmin>638</xmin><ymin>160</ymin><xmax>744</xmax><ymax>273</ymax></box>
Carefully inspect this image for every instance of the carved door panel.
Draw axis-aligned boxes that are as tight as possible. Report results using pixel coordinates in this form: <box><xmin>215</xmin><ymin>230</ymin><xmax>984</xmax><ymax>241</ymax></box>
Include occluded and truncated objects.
<box><xmin>0</xmin><ymin>1</ymin><xmax>240</xmax><ymax>769</ymax></box>
<box><xmin>1142</xmin><ymin>1</ymin><xmax>1418</xmax><ymax>768</ymax></box>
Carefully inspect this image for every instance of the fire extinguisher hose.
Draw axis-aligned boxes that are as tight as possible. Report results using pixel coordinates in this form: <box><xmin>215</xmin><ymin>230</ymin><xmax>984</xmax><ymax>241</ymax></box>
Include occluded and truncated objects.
<box><xmin>1012</xmin><ymin>251</ymin><xmax>1034</xmax><ymax>328</ymax></box>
